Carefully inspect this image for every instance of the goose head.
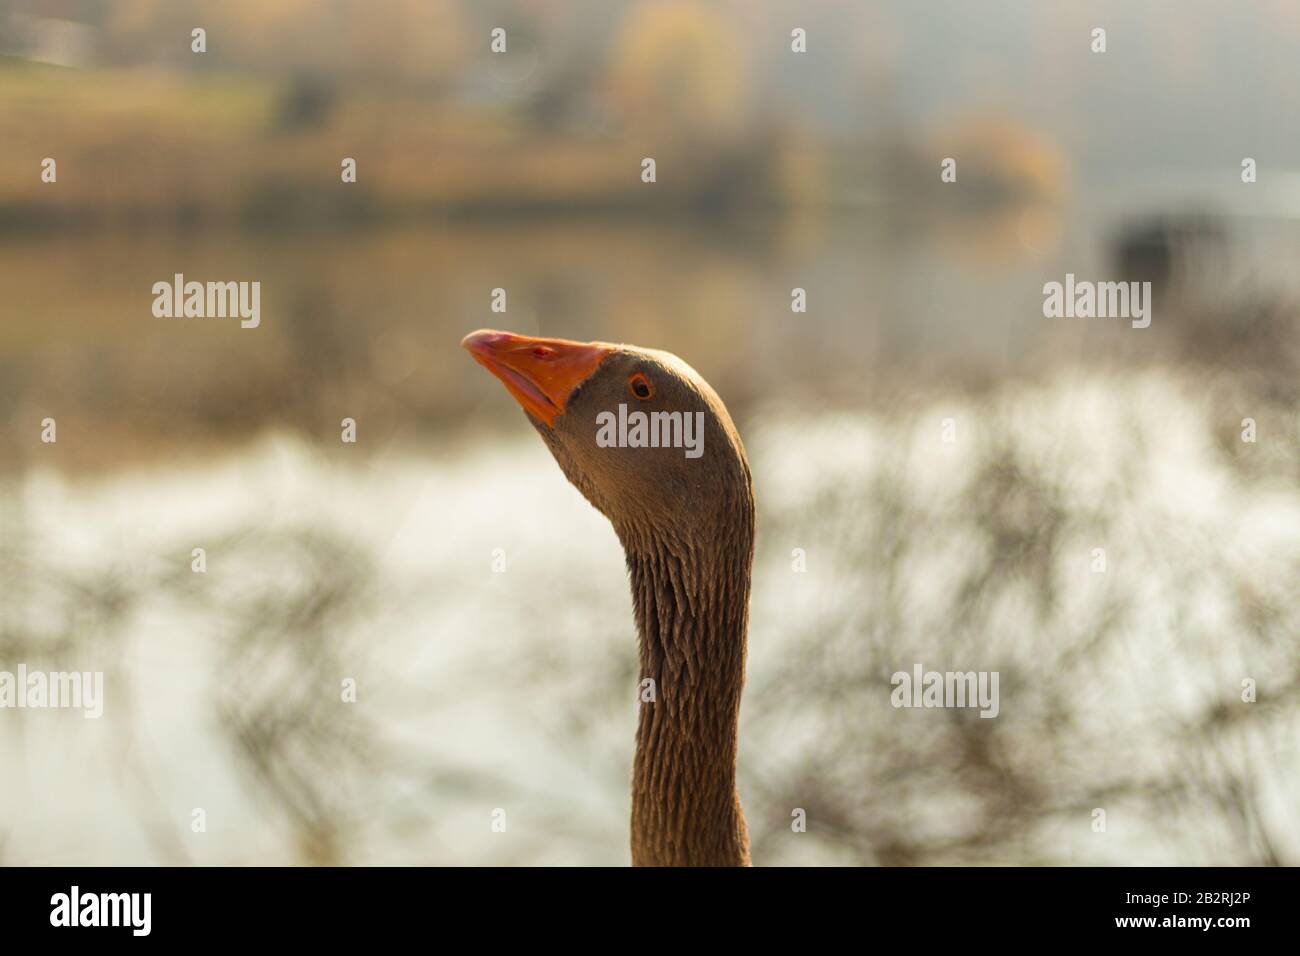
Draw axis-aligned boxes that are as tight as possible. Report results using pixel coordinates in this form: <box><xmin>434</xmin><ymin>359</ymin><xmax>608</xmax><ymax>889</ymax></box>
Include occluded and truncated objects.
<box><xmin>461</xmin><ymin>329</ymin><xmax>751</xmax><ymax>548</ymax></box>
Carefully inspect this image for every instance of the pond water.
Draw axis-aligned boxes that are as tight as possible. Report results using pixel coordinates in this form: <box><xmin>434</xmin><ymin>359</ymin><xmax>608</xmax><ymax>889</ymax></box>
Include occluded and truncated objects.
<box><xmin>2</xmin><ymin>214</ymin><xmax>1298</xmax><ymax>864</ymax></box>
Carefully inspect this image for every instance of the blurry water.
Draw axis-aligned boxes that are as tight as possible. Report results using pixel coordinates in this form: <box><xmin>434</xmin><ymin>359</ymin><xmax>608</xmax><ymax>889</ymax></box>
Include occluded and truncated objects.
<box><xmin>3</xmin><ymin>204</ymin><xmax>1299</xmax><ymax>864</ymax></box>
<box><xmin>2</xmin><ymin>363</ymin><xmax>1296</xmax><ymax>865</ymax></box>
<box><xmin>8</xmin><ymin>205</ymin><xmax>1297</xmax><ymax>478</ymax></box>
<box><xmin>6</xmin><ymin>0</ymin><xmax>1300</xmax><ymax>868</ymax></box>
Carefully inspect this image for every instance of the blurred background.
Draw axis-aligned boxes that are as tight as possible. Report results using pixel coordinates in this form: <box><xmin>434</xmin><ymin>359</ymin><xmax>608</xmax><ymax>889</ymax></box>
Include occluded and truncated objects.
<box><xmin>1</xmin><ymin>0</ymin><xmax>1298</xmax><ymax>865</ymax></box>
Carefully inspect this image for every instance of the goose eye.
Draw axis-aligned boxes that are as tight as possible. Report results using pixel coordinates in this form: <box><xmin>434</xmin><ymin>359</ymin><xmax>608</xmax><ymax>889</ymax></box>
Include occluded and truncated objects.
<box><xmin>628</xmin><ymin>374</ymin><xmax>653</xmax><ymax>400</ymax></box>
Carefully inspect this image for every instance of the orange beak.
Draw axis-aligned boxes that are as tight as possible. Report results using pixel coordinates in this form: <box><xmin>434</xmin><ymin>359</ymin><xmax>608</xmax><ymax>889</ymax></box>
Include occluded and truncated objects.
<box><xmin>461</xmin><ymin>329</ymin><xmax>614</xmax><ymax>426</ymax></box>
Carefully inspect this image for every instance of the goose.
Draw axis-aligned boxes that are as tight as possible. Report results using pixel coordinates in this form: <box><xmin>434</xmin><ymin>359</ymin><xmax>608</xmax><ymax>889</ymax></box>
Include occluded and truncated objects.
<box><xmin>462</xmin><ymin>329</ymin><xmax>754</xmax><ymax>867</ymax></box>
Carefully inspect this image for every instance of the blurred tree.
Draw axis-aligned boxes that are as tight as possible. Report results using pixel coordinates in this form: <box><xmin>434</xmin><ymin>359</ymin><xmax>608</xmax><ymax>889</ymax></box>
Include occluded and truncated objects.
<box><xmin>103</xmin><ymin>0</ymin><xmax>468</xmax><ymax>91</ymax></box>
<box><xmin>607</xmin><ymin>0</ymin><xmax>750</xmax><ymax>142</ymax></box>
<box><xmin>275</xmin><ymin>74</ymin><xmax>337</xmax><ymax>132</ymax></box>
<box><xmin>336</xmin><ymin>0</ymin><xmax>467</xmax><ymax>91</ymax></box>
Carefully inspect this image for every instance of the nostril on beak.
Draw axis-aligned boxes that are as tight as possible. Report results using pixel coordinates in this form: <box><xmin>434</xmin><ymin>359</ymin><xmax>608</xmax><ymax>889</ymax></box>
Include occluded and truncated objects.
<box><xmin>461</xmin><ymin>330</ymin><xmax>510</xmax><ymax>353</ymax></box>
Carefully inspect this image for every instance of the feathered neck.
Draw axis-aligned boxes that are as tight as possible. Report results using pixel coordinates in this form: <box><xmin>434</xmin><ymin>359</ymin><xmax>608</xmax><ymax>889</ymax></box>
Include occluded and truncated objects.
<box><xmin>619</xmin><ymin>484</ymin><xmax>754</xmax><ymax>866</ymax></box>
